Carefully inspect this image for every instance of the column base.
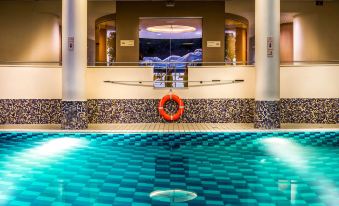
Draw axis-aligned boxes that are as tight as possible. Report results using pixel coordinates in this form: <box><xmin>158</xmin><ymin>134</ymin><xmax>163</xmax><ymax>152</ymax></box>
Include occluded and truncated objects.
<box><xmin>61</xmin><ymin>101</ymin><xmax>88</xmax><ymax>130</ymax></box>
<box><xmin>0</xmin><ymin>100</ymin><xmax>5</xmax><ymax>124</ymax></box>
<box><xmin>254</xmin><ymin>100</ymin><xmax>280</xmax><ymax>129</ymax></box>
<box><xmin>0</xmin><ymin>116</ymin><xmax>5</xmax><ymax>125</ymax></box>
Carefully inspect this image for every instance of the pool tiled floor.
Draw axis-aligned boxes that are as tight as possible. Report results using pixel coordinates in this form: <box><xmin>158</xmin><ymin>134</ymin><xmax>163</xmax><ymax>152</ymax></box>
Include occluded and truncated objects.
<box><xmin>0</xmin><ymin>123</ymin><xmax>338</xmax><ymax>133</ymax></box>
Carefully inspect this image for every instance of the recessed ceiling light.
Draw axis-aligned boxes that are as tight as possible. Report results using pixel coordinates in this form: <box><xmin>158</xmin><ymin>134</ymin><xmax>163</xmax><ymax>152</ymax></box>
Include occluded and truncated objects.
<box><xmin>147</xmin><ymin>25</ymin><xmax>196</xmax><ymax>34</ymax></box>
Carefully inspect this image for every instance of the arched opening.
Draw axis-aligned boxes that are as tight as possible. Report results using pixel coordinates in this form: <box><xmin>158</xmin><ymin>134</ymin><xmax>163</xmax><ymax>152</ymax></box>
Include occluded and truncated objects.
<box><xmin>95</xmin><ymin>14</ymin><xmax>116</xmax><ymax>66</ymax></box>
<box><xmin>225</xmin><ymin>13</ymin><xmax>249</xmax><ymax>65</ymax></box>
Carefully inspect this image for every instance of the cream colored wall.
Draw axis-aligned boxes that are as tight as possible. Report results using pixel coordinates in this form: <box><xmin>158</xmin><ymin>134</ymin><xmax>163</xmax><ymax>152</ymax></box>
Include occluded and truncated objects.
<box><xmin>182</xmin><ymin>67</ymin><xmax>255</xmax><ymax>99</ymax></box>
<box><xmin>281</xmin><ymin>65</ymin><xmax>339</xmax><ymax>98</ymax></box>
<box><xmin>86</xmin><ymin>66</ymin><xmax>255</xmax><ymax>99</ymax></box>
<box><xmin>1</xmin><ymin>65</ymin><xmax>338</xmax><ymax>99</ymax></box>
<box><xmin>0</xmin><ymin>66</ymin><xmax>62</xmax><ymax>99</ymax></box>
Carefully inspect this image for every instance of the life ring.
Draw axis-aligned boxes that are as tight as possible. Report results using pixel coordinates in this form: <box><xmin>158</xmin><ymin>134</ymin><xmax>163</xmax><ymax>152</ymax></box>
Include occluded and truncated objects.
<box><xmin>158</xmin><ymin>94</ymin><xmax>184</xmax><ymax>121</ymax></box>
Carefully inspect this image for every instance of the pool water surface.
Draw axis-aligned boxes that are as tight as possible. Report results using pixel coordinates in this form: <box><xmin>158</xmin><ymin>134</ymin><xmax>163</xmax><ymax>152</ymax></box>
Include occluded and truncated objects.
<box><xmin>0</xmin><ymin>131</ymin><xmax>338</xmax><ymax>206</ymax></box>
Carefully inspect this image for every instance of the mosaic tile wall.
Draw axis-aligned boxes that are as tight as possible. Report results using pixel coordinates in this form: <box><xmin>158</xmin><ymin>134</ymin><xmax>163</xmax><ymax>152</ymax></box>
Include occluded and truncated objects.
<box><xmin>254</xmin><ymin>101</ymin><xmax>281</xmax><ymax>129</ymax></box>
<box><xmin>61</xmin><ymin>101</ymin><xmax>88</xmax><ymax>130</ymax></box>
<box><xmin>0</xmin><ymin>99</ymin><xmax>61</xmax><ymax>124</ymax></box>
<box><xmin>0</xmin><ymin>98</ymin><xmax>337</xmax><ymax>124</ymax></box>
<box><xmin>281</xmin><ymin>98</ymin><xmax>338</xmax><ymax>124</ymax></box>
<box><xmin>87</xmin><ymin>99</ymin><xmax>255</xmax><ymax>123</ymax></box>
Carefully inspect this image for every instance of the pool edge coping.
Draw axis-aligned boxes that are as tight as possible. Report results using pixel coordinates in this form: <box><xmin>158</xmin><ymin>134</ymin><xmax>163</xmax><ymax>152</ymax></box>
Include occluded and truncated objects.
<box><xmin>0</xmin><ymin>128</ymin><xmax>338</xmax><ymax>134</ymax></box>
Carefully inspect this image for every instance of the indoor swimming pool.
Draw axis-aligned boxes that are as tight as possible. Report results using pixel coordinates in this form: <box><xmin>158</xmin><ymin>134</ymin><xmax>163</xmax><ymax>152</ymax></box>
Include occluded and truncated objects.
<box><xmin>0</xmin><ymin>131</ymin><xmax>338</xmax><ymax>206</ymax></box>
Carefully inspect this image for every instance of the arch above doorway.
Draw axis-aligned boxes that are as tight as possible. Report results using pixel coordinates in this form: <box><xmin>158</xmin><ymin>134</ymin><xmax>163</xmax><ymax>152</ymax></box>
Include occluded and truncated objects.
<box><xmin>95</xmin><ymin>14</ymin><xmax>116</xmax><ymax>66</ymax></box>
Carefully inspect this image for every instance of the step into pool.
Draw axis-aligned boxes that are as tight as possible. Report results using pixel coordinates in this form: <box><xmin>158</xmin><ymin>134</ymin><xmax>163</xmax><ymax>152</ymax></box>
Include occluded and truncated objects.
<box><xmin>0</xmin><ymin>131</ymin><xmax>338</xmax><ymax>206</ymax></box>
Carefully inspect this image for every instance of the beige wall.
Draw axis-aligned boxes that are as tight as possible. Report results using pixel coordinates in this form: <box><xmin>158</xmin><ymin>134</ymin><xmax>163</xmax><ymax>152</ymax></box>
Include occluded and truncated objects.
<box><xmin>1</xmin><ymin>1</ymin><xmax>339</xmax><ymax>63</ymax></box>
<box><xmin>226</xmin><ymin>0</ymin><xmax>339</xmax><ymax>63</ymax></box>
<box><xmin>88</xmin><ymin>1</ymin><xmax>116</xmax><ymax>64</ymax></box>
<box><xmin>88</xmin><ymin>1</ymin><xmax>116</xmax><ymax>40</ymax></box>
<box><xmin>1</xmin><ymin>65</ymin><xmax>338</xmax><ymax>99</ymax></box>
<box><xmin>226</xmin><ymin>0</ymin><xmax>339</xmax><ymax>13</ymax></box>
<box><xmin>116</xmin><ymin>1</ymin><xmax>225</xmax><ymax>63</ymax></box>
<box><xmin>0</xmin><ymin>1</ymin><xmax>61</xmax><ymax>63</ymax></box>
<box><xmin>0</xmin><ymin>66</ymin><xmax>62</xmax><ymax>99</ymax></box>
<box><xmin>87</xmin><ymin>66</ymin><xmax>255</xmax><ymax>99</ymax></box>
<box><xmin>280</xmin><ymin>23</ymin><xmax>293</xmax><ymax>63</ymax></box>
<box><xmin>294</xmin><ymin>12</ymin><xmax>339</xmax><ymax>62</ymax></box>
<box><xmin>281</xmin><ymin>65</ymin><xmax>339</xmax><ymax>98</ymax></box>
<box><xmin>0</xmin><ymin>1</ymin><xmax>116</xmax><ymax>64</ymax></box>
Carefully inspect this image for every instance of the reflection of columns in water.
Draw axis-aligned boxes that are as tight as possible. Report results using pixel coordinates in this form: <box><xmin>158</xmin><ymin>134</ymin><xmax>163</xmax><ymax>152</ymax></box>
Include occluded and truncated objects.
<box><xmin>61</xmin><ymin>0</ymin><xmax>88</xmax><ymax>129</ymax></box>
<box><xmin>155</xmin><ymin>143</ymin><xmax>189</xmax><ymax>189</ymax></box>
<box><xmin>254</xmin><ymin>0</ymin><xmax>281</xmax><ymax>129</ymax></box>
<box><xmin>278</xmin><ymin>180</ymin><xmax>298</xmax><ymax>204</ymax></box>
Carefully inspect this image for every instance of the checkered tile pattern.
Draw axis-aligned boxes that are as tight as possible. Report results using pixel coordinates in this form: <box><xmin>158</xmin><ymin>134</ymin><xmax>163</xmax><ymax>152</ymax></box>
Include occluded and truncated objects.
<box><xmin>0</xmin><ymin>131</ymin><xmax>338</xmax><ymax>206</ymax></box>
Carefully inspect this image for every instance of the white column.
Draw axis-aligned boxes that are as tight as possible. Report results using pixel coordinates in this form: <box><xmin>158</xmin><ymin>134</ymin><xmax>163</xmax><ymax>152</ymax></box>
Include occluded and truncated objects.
<box><xmin>61</xmin><ymin>0</ymin><xmax>88</xmax><ymax>129</ymax></box>
<box><xmin>254</xmin><ymin>0</ymin><xmax>280</xmax><ymax>128</ymax></box>
<box><xmin>62</xmin><ymin>0</ymin><xmax>87</xmax><ymax>101</ymax></box>
<box><xmin>255</xmin><ymin>0</ymin><xmax>280</xmax><ymax>101</ymax></box>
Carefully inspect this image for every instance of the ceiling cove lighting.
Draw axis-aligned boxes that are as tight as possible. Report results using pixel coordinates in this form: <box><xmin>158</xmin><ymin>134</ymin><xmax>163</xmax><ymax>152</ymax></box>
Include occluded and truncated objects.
<box><xmin>146</xmin><ymin>25</ymin><xmax>196</xmax><ymax>34</ymax></box>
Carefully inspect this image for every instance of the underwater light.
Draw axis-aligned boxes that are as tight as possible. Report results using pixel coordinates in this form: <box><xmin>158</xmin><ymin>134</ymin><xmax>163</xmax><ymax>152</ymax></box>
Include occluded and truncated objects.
<box><xmin>146</xmin><ymin>25</ymin><xmax>196</xmax><ymax>33</ymax></box>
<box><xmin>150</xmin><ymin>190</ymin><xmax>197</xmax><ymax>203</ymax></box>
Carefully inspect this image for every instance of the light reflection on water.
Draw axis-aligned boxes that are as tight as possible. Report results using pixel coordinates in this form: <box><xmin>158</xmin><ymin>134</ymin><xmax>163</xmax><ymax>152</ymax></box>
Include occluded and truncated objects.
<box><xmin>0</xmin><ymin>137</ymin><xmax>88</xmax><ymax>205</ymax></box>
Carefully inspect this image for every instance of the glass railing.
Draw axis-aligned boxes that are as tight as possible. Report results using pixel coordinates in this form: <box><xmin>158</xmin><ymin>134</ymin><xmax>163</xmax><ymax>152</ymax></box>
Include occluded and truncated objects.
<box><xmin>280</xmin><ymin>61</ymin><xmax>339</xmax><ymax>66</ymax></box>
<box><xmin>0</xmin><ymin>61</ymin><xmax>61</xmax><ymax>66</ymax></box>
<box><xmin>88</xmin><ymin>61</ymin><xmax>253</xmax><ymax>67</ymax></box>
<box><xmin>151</xmin><ymin>64</ymin><xmax>188</xmax><ymax>88</ymax></box>
<box><xmin>1</xmin><ymin>61</ymin><xmax>339</xmax><ymax>67</ymax></box>
<box><xmin>1</xmin><ymin>61</ymin><xmax>338</xmax><ymax>89</ymax></box>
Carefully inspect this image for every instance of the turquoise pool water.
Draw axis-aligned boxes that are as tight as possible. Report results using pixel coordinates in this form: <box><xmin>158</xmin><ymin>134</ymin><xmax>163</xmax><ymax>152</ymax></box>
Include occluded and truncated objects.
<box><xmin>0</xmin><ymin>131</ymin><xmax>338</xmax><ymax>206</ymax></box>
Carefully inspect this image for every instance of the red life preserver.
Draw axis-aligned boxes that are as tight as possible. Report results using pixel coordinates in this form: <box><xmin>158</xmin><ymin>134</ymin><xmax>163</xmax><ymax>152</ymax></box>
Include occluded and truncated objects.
<box><xmin>158</xmin><ymin>94</ymin><xmax>184</xmax><ymax>121</ymax></box>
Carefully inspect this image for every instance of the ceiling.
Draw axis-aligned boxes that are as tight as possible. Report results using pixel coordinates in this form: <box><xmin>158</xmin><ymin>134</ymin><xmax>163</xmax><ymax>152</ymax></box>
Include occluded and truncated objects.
<box><xmin>139</xmin><ymin>18</ymin><xmax>202</xmax><ymax>39</ymax></box>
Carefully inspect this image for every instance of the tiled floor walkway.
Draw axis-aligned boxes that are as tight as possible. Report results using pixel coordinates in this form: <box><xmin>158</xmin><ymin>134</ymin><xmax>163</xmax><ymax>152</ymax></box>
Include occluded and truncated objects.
<box><xmin>0</xmin><ymin>123</ymin><xmax>338</xmax><ymax>133</ymax></box>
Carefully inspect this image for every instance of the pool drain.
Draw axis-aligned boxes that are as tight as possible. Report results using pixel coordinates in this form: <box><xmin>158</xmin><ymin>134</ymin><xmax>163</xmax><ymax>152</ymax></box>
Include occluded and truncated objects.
<box><xmin>150</xmin><ymin>189</ymin><xmax>197</xmax><ymax>203</ymax></box>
